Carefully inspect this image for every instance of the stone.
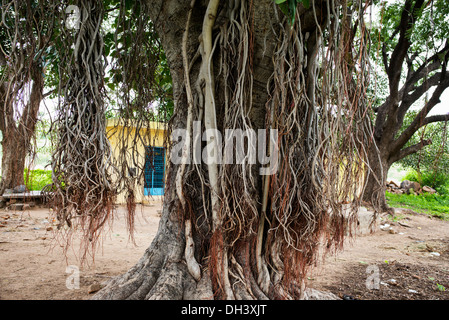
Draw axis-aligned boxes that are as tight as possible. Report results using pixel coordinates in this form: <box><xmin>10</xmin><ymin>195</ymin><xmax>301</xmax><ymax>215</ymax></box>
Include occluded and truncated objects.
<box><xmin>429</xmin><ymin>252</ymin><xmax>440</xmax><ymax>257</ymax></box>
<box><xmin>304</xmin><ymin>288</ymin><xmax>340</xmax><ymax>300</ymax></box>
<box><xmin>88</xmin><ymin>283</ymin><xmax>102</xmax><ymax>294</ymax></box>
<box><xmin>387</xmin><ymin>279</ymin><xmax>398</xmax><ymax>286</ymax></box>
<box><xmin>356</xmin><ymin>206</ymin><xmax>379</xmax><ymax>235</ymax></box>
<box><xmin>389</xmin><ymin>228</ymin><xmax>398</xmax><ymax>234</ymax></box>
<box><xmin>422</xmin><ymin>186</ymin><xmax>436</xmax><ymax>194</ymax></box>
<box><xmin>400</xmin><ymin>180</ymin><xmax>420</xmax><ymax>192</ymax></box>
<box><xmin>13</xmin><ymin>185</ymin><xmax>26</xmax><ymax>193</ymax></box>
<box><xmin>388</xmin><ymin>180</ymin><xmax>400</xmax><ymax>188</ymax></box>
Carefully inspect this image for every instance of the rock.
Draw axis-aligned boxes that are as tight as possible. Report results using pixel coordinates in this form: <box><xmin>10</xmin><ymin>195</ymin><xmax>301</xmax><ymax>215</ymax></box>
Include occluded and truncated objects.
<box><xmin>408</xmin><ymin>289</ymin><xmax>418</xmax><ymax>294</ymax></box>
<box><xmin>400</xmin><ymin>180</ymin><xmax>420</xmax><ymax>192</ymax></box>
<box><xmin>387</xmin><ymin>279</ymin><xmax>398</xmax><ymax>286</ymax></box>
<box><xmin>88</xmin><ymin>283</ymin><xmax>102</xmax><ymax>294</ymax></box>
<box><xmin>388</xmin><ymin>180</ymin><xmax>400</xmax><ymax>188</ymax></box>
<box><xmin>389</xmin><ymin>228</ymin><xmax>398</xmax><ymax>234</ymax></box>
<box><xmin>429</xmin><ymin>252</ymin><xmax>441</xmax><ymax>257</ymax></box>
<box><xmin>4</xmin><ymin>189</ymin><xmax>13</xmax><ymax>194</ymax></box>
<box><xmin>13</xmin><ymin>185</ymin><xmax>26</xmax><ymax>193</ymax></box>
<box><xmin>422</xmin><ymin>186</ymin><xmax>436</xmax><ymax>194</ymax></box>
<box><xmin>303</xmin><ymin>288</ymin><xmax>340</xmax><ymax>300</ymax></box>
<box><xmin>356</xmin><ymin>206</ymin><xmax>379</xmax><ymax>235</ymax></box>
<box><xmin>380</xmin><ymin>223</ymin><xmax>390</xmax><ymax>230</ymax></box>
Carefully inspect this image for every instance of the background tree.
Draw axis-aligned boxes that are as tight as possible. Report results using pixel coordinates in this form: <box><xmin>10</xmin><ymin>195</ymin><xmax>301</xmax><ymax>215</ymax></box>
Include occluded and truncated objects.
<box><xmin>48</xmin><ymin>0</ymin><xmax>373</xmax><ymax>300</ymax></box>
<box><xmin>363</xmin><ymin>0</ymin><xmax>449</xmax><ymax>210</ymax></box>
<box><xmin>0</xmin><ymin>1</ymin><xmax>59</xmax><ymax>194</ymax></box>
<box><xmin>396</xmin><ymin>111</ymin><xmax>449</xmax><ymax>191</ymax></box>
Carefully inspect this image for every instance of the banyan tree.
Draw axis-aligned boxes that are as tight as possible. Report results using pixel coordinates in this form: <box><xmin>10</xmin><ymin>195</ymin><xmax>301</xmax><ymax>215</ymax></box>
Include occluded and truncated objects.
<box><xmin>49</xmin><ymin>0</ymin><xmax>375</xmax><ymax>300</ymax></box>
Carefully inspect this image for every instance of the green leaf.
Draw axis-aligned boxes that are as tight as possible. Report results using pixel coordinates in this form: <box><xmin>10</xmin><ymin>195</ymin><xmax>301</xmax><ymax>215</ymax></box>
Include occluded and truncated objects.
<box><xmin>302</xmin><ymin>0</ymin><xmax>310</xmax><ymax>9</ymax></box>
<box><xmin>278</xmin><ymin>2</ymin><xmax>289</xmax><ymax>17</ymax></box>
<box><xmin>107</xmin><ymin>82</ymin><xmax>116</xmax><ymax>91</ymax></box>
<box><xmin>288</xmin><ymin>0</ymin><xmax>297</xmax><ymax>25</ymax></box>
<box><xmin>275</xmin><ymin>0</ymin><xmax>287</xmax><ymax>3</ymax></box>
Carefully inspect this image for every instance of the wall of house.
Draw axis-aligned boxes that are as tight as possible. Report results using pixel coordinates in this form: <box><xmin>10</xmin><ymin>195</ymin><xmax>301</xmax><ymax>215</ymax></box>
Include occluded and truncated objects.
<box><xmin>106</xmin><ymin>119</ymin><xmax>167</xmax><ymax>204</ymax></box>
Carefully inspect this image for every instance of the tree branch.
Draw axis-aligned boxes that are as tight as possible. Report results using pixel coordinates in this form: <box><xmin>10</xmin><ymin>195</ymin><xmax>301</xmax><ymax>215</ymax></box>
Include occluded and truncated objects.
<box><xmin>389</xmin><ymin>139</ymin><xmax>432</xmax><ymax>164</ymax></box>
<box><xmin>422</xmin><ymin>113</ymin><xmax>449</xmax><ymax>126</ymax></box>
<box><xmin>397</xmin><ymin>71</ymin><xmax>449</xmax><ymax>125</ymax></box>
<box><xmin>392</xmin><ymin>75</ymin><xmax>449</xmax><ymax>153</ymax></box>
<box><xmin>374</xmin><ymin>0</ymin><xmax>426</xmax><ymax>141</ymax></box>
<box><xmin>387</xmin><ymin>0</ymin><xmax>425</xmax><ymax>99</ymax></box>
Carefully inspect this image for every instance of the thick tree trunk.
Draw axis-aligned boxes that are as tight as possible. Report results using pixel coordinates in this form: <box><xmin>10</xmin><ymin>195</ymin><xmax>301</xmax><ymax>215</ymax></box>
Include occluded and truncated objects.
<box><xmin>0</xmin><ymin>129</ymin><xmax>27</xmax><ymax>193</ymax></box>
<box><xmin>0</xmin><ymin>63</ymin><xmax>43</xmax><ymax>195</ymax></box>
<box><xmin>94</xmin><ymin>0</ymin><xmax>362</xmax><ymax>300</ymax></box>
<box><xmin>362</xmin><ymin>143</ymin><xmax>390</xmax><ymax>212</ymax></box>
<box><xmin>94</xmin><ymin>0</ymin><xmax>276</xmax><ymax>300</ymax></box>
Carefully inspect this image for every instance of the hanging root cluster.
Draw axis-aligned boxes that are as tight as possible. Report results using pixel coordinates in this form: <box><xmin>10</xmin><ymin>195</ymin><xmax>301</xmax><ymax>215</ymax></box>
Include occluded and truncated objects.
<box><xmin>264</xmin><ymin>0</ymin><xmax>374</xmax><ymax>297</ymax></box>
<box><xmin>49</xmin><ymin>0</ymin><xmax>171</xmax><ymax>258</ymax></box>
<box><xmin>104</xmin><ymin>0</ymin><xmax>169</xmax><ymax>241</ymax></box>
<box><xmin>175</xmin><ymin>0</ymin><xmax>375</xmax><ymax>299</ymax></box>
<box><xmin>50</xmin><ymin>0</ymin><xmax>116</xmax><ymax>260</ymax></box>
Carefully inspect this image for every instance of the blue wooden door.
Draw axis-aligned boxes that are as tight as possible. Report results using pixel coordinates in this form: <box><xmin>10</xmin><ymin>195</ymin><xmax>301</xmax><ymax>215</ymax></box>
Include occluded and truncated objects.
<box><xmin>144</xmin><ymin>147</ymin><xmax>165</xmax><ymax>196</ymax></box>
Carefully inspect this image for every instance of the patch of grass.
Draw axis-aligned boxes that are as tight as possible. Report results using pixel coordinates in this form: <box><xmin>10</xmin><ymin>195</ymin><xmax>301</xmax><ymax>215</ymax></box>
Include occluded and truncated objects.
<box><xmin>386</xmin><ymin>192</ymin><xmax>449</xmax><ymax>220</ymax></box>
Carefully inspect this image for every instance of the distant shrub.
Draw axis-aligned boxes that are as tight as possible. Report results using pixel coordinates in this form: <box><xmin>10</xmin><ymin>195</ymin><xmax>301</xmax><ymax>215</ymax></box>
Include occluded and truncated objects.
<box><xmin>24</xmin><ymin>169</ymin><xmax>52</xmax><ymax>191</ymax></box>
<box><xmin>403</xmin><ymin>169</ymin><xmax>449</xmax><ymax>195</ymax></box>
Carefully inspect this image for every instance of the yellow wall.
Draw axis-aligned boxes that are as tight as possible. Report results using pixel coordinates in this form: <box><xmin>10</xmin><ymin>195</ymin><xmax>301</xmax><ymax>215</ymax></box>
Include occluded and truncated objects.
<box><xmin>106</xmin><ymin>119</ymin><xmax>167</xmax><ymax>204</ymax></box>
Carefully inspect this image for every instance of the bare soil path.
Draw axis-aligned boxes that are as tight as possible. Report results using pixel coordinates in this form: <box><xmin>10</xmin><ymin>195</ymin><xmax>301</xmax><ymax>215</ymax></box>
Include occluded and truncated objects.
<box><xmin>1</xmin><ymin>203</ymin><xmax>448</xmax><ymax>300</ymax></box>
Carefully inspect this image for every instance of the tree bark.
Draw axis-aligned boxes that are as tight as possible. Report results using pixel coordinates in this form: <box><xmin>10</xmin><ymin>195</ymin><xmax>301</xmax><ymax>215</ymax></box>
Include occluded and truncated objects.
<box><xmin>95</xmin><ymin>0</ymin><xmax>276</xmax><ymax>300</ymax></box>
<box><xmin>0</xmin><ymin>62</ymin><xmax>44</xmax><ymax>195</ymax></box>
<box><xmin>362</xmin><ymin>143</ymin><xmax>390</xmax><ymax>212</ymax></box>
<box><xmin>0</xmin><ymin>128</ymin><xmax>27</xmax><ymax>193</ymax></box>
<box><xmin>94</xmin><ymin>0</ymin><xmax>360</xmax><ymax>300</ymax></box>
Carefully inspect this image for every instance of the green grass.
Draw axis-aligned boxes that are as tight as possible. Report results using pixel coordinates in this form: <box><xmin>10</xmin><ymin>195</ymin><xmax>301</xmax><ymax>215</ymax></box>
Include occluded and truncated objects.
<box><xmin>386</xmin><ymin>192</ymin><xmax>449</xmax><ymax>220</ymax></box>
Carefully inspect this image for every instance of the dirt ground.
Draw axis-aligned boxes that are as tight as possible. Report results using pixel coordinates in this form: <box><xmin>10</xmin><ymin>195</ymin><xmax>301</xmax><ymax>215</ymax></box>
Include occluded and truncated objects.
<box><xmin>0</xmin><ymin>202</ymin><xmax>448</xmax><ymax>300</ymax></box>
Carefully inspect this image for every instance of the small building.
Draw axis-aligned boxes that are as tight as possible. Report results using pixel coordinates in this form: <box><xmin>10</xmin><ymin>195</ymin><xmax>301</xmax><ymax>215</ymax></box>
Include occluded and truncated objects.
<box><xmin>106</xmin><ymin>119</ymin><xmax>167</xmax><ymax>204</ymax></box>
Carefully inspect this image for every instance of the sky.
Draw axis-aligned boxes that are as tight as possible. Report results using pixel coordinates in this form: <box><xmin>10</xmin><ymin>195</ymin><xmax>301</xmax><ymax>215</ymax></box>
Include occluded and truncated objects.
<box><xmin>429</xmin><ymin>91</ymin><xmax>449</xmax><ymax>116</ymax></box>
